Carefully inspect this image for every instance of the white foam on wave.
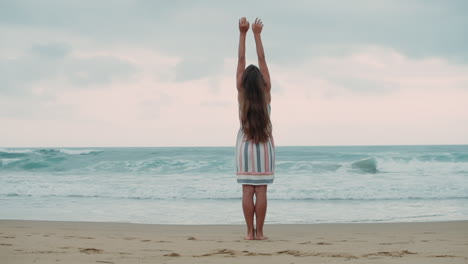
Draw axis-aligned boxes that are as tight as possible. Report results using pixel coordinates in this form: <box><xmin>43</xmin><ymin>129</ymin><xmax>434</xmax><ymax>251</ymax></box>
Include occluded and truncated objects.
<box><xmin>58</xmin><ymin>149</ymin><xmax>102</xmax><ymax>155</ymax></box>
<box><xmin>82</xmin><ymin>158</ymin><xmax>214</xmax><ymax>174</ymax></box>
<box><xmin>0</xmin><ymin>148</ymin><xmax>34</xmax><ymax>153</ymax></box>
<box><xmin>1</xmin><ymin>147</ymin><xmax>467</xmax><ymax>201</ymax></box>
<box><xmin>0</xmin><ymin>158</ymin><xmax>22</xmax><ymax>166</ymax></box>
<box><xmin>375</xmin><ymin>157</ymin><xmax>468</xmax><ymax>174</ymax></box>
<box><xmin>1</xmin><ymin>170</ymin><xmax>467</xmax><ymax>201</ymax></box>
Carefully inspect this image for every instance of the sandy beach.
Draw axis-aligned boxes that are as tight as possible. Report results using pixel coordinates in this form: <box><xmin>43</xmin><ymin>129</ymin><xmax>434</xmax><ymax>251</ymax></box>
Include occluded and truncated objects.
<box><xmin>1</xmin><ymin>220</ymin><xmax>467</xmax><ymax>263</ymax></box>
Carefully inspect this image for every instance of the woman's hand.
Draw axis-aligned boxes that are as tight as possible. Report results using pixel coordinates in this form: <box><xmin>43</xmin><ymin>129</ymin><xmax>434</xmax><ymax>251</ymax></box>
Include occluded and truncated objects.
<box><xmin>252</xmin><ymin>18</ymin><xmax>263</xmax><ymax>35</ymax></box>
<box><xmin>239</xmin><ymin>17</ymin><xmax>250</xmax><ymax>33</ymax></box>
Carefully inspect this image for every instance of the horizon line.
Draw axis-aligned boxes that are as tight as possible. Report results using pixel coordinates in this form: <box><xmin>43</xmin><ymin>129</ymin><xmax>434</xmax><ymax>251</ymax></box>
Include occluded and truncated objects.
<box><xmin>1</xmin><ymin>144</ymin><xmax>467</xmax><ymax>148</ymax></box>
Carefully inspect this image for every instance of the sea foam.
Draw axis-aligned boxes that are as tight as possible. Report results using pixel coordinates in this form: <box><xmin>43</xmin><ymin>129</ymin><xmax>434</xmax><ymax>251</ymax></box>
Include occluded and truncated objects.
<box><xmin>1</xmin><ymin>146</ymin><xmax>467</xmax><ymax>224</ymax></box>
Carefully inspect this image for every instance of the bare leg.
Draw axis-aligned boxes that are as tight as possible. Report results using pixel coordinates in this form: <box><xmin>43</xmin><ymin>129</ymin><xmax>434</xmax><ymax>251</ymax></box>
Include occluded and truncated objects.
<box><xmin>254</xmin><ymin>185</ymin><xmax>268</xmax><ymax>240</ymax></box>
<box><xmin>242</xmin><ymin>185</ymin><xmax>255</xmax><ymax>240</ymax></box>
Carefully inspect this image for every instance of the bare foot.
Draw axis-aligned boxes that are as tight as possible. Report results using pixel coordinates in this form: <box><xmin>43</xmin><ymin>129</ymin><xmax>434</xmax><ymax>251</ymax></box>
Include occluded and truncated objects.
<box><xmin>255</xmin><ymin>230</ymin><xmax>268</xmax><ymax>240</ymax></box>
<box><xmin>243</xmin><ymin>233</ymin><xmax>255</xmax><ymax>240</ymax></box>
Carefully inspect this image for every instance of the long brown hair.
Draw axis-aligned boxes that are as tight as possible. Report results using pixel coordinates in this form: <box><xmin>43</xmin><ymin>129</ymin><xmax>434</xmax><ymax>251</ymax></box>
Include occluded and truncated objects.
<box><xmin>240</xmin><ymin>64</ymin><xmax>272</xmax><ymax>143</ymax></box>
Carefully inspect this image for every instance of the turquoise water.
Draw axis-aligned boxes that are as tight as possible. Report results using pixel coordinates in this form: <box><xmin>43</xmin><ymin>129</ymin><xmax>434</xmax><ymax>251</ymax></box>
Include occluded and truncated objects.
<box><xmin>1</xmin><ymin>145</ymin><xmax>467</xmax><ymax>224</ymax></box>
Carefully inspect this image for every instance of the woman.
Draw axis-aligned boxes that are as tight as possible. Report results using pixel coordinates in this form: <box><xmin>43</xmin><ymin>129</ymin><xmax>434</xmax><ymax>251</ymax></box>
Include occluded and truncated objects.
<box><xmin>236</xmin><ymin>17</ymin><xmax>275</xmax><ymax>240</ymax></box>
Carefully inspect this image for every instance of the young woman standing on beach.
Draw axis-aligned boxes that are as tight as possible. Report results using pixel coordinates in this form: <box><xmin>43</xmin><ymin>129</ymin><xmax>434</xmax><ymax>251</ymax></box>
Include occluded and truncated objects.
<box><xmin>236</xmin><ymin>17</ymin><xmax>275</xmax><ymax>240</ymax></box>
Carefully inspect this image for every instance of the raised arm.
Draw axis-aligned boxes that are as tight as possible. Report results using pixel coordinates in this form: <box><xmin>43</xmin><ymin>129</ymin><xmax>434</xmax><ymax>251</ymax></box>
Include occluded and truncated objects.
<box><xmin>236</xmin><ymin>17</ymin><xmax>249</xmax><ymax>91</ymax></box>
<box><xmin>252</xmin><ymin>18</ymin><xmax>271</xmax><ymax>103</ymax></box>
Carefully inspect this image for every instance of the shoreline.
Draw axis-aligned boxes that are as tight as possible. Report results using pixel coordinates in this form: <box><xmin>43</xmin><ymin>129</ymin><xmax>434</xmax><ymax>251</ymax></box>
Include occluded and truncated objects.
<box><xmin>1</xmin><ymin>220</ymin><xmax>467</xmax><ymax>263</ymax></box>
<box><xmin>2</xmin><ymin>218</ymin><xmax>468</xmax><ymax>225</ymax></box>
<box><xmin>2</xmin><ymin>144</ymin><xmax>467</xmax><ymax>148</ymax></box>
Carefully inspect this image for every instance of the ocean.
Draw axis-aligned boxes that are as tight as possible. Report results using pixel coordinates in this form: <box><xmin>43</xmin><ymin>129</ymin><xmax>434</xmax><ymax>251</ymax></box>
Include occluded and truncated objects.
<box><xmin>1</xmin><ymin>145</ymin><xmax>467</xmax><ymax>224</ymax></box>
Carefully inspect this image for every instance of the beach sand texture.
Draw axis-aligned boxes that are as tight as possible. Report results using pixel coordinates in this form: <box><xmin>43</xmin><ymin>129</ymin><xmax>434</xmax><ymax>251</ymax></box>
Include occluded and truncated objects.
<box><xmin>1</xmin><ymin>220</ymin><xmax>467</xmax><ymax>264</ymax></box>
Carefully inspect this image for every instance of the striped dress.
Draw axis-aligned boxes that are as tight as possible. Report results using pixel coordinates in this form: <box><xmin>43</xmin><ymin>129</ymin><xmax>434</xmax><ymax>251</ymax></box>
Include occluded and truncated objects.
<box><xmin>236</xmin><ymin>104</ymin><xmax>275</xmax><ymax>185</ymax></box>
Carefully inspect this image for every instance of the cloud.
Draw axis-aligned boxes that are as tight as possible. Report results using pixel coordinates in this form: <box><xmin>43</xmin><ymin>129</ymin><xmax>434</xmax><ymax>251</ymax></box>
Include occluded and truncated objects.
<box><xmin>0</xmin><ymin>42</ymin><xmax>137</xmax><ymax>96</ymax></box>
<box><xmin>5</xmin><ymin>45</ymin><xmax>463</xmax><ymax>147</ymax></box>
<box><xmin>272</xmin><ymin>46</ymin><xmax>468</xmax><ymax>98</ymax></box>
<box><xmin>174</xmin><ymin>57</ymin><xmax>223</xmax><ymax>82</ymax></box>
<box><xmin>64</xmin><ymin>55</ymin><xmax>137</xmax><ymax>86</ymax></box>
<box><xmin>0</xmin><ymin>1</ymin><xmax>467</xmax><ymax>146</ymax></box>
<box><xmin>138</xmin><ymin>93</ymin><xmax>174</xmax><ymax>120</ymax></box>
<box><xmin>0</xmin><ymin>96</ymin><xmax>75</xmax><ymax>120</ymax></box>
<box><xmin>30</xmin><ymin>42</ymin><xmax>71</xmax><ymax>58</ymax></box>
<box><xmin>266</xmin><ymin>45</ymin><xmax>468</xmax><ymax>145</ymax></box>
<box><xmin>2</xmin><ymin>0</ymin><xmax>467</xmax><ymax>65</ymax></box>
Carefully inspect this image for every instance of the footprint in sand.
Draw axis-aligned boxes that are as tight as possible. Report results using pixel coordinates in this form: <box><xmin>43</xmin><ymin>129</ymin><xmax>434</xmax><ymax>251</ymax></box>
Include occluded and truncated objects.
<box><xmin>79</xmin><ymin>248</ymin><xmax>103</xmax><ymax>254</ymax></box>
<box><xmin>198</xmin><ymin>249</ymin><xmax>237</xmax><ymax>257</ymax></box>
<box><xmin>299</xmin><ymin>241</ymin><xmax>332</xmax><ymax>245</ymax></box>
<box><xmin>276</xmin><ymin>250</ymin><xmax>307</xmax><ymax>256</ymax></box>
<box><xmin>32</xmin><ymin>250</ymin><xmax>65</xmax><ymax>254</ymax></box>
<box><xmin>316</xmin><ymin>242</ymin><xmax>332</xmax><ymax>245</ymax></box>
<box><xmin>242</xmin><ymin>251</ymin><xmax>272</xmax><ymax>256</ymax></box>
<box><xmin>362</xmin><ymin>250</ymin><xmax>416</xmax><ymax>257</ymax></box>
<box><xmin>218</xmin><ymin>249</ymin><xmax>236</xmax><ymax>255</ymax></box>
<box><xmin>325</xmin><ymin>253</ymin><xmax>358</xmax><ymax>259</ymax></box>
<box><xmin>142</xmin><ymin>249</ymin><xmax>171</xmax><ymax>252</ymax></box>
<box><xmin>276</xmin><ymin>250</ymin><xmax>358</xmax><ymax>259</ymax></box>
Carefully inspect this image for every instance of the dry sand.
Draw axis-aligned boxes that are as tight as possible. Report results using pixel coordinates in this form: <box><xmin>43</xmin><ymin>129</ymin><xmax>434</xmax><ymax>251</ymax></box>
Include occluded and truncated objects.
<box><xmin>1</xmin><ymin>220</ymin><xmax>467</xmax><ymax>263</ymax></box>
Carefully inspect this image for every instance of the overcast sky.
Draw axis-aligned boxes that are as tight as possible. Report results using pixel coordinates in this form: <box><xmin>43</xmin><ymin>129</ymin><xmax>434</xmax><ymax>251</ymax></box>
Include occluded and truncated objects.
<box><xmin>1</xmin><ymin>0</ymin><xmax>467</xmax><ymax>147</ymax></box>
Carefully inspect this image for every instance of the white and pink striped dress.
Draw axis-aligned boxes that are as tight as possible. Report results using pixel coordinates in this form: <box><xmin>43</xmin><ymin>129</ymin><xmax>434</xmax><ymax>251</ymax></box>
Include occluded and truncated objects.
<box><xmin>236</xmin><ymin>104</ymin><xmax>275</xmax><ymax>185</ymax></box>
